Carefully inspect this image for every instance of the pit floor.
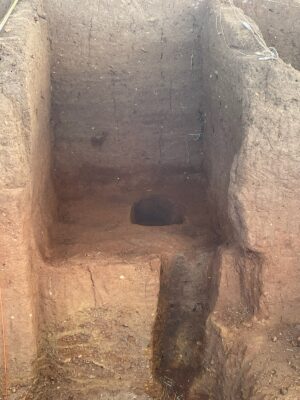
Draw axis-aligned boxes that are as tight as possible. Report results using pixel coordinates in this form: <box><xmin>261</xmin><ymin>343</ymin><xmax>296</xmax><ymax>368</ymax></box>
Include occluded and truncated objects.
<box><xmin>51</xmin><ymin>169</ymin><xmax>215</xmax><ymax>262</ymax></box>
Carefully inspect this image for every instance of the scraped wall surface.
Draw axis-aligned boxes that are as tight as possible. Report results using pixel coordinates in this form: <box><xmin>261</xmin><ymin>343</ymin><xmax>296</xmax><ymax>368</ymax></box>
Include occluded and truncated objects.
<box><xmin>201</xmin><ymin>2</ymin><xmax>300</xmax><ymax>323</ymax></box>
<box><xmin>236</xmin><ymin>0</ymin><xmax>300</xmax><ymax>71</ymax></box>
<box><xmin>0</xmin><ymin>0</ymin><xmax>11</xmax><ymax>20</ymax></box>
<box><xmin>44</xmin><ymin>0</ymin><xmax>205</xmax><ymax>180</ymax></box>
<box><xmin>0</xmin><ymin>0</ymin><xmax>54</xmax><ymax>393</ymax></box>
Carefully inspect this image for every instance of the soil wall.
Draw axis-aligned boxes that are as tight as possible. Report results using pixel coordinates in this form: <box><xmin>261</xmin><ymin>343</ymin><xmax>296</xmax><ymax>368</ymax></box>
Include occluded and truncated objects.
<box><xmin>193</xmin><ymin>2</ymin><xmax>300</xmax><ymax>397</ymax></box>
<box><xmin>202</xmin><ymin>0</ymin><xmax>300</xmax><ymax>324</ymax></box>
<box><xmin>43</xmin><ymin>0</ymin><xmax>205</xmax><ymax>181</ymax></box>
<box><xmin>236</xmin><ymin>0</ymin><xmax>300</xmax><ymax>71</ymax></box>
<box><xmin>0</xmin><ymin>1</ymin><xmax>11</xmax><ymax>20</ymax></box>
<box><xmin>0</xmin><ymin>0</ymin><xmax>54</xmax><ymax>395</ymax></box>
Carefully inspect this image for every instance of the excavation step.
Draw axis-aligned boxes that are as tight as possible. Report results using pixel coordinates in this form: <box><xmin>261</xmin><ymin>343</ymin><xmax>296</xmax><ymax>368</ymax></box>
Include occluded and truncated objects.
<box><xmin>38</xmin><ymin>258</ymin><xmax>161</xmax><ymax>397</ymax></box>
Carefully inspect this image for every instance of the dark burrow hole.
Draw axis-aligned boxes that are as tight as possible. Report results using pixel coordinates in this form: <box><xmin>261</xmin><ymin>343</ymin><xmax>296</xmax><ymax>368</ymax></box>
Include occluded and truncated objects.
<box><xmin>130</xmin><ymin>195</ymin><xmax>184</xmax><ymax>226</ymax></box>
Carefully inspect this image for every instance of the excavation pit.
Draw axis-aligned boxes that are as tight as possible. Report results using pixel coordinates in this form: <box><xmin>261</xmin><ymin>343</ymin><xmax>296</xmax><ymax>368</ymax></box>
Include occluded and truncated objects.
<box><xmin>0</xmin><ymin>0</ymin><xmax>299</xmax><ymax>399</ymax></box>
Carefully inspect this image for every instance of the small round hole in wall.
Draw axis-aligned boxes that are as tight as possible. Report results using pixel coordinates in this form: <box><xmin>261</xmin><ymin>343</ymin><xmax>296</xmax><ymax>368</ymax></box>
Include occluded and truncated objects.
<box><xmin>131</xmin><ymin>195</ymin><xmax>184</xmax><ymax>226</ymax></box>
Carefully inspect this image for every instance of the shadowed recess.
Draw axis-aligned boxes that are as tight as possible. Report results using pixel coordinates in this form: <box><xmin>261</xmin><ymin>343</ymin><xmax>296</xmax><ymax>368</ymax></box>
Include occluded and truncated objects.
<box><xmin>131</xmin><ymin>195</ymin><xmax>185</xmax><ymax>226</ymax></box>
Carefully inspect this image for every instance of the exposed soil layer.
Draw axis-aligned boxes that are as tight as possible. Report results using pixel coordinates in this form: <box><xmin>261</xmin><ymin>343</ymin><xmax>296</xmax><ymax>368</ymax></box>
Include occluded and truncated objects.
<box><xmin>236</xmin><ymin>0</ymin><xmax>300</xmax><ymax>71</ymax></box>
<box><xmin>44</xmin><ymin>0</ymin><xmax>205</xmax><ymax>176</ymax></box>
<box><xmin>0</xmin><ymin>1</ymin><xmax>11</xmax><ymax>19</ymax></box>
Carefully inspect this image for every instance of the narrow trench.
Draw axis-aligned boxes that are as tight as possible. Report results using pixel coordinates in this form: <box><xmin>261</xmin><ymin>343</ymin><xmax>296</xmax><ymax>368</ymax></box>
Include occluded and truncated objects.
<box><xmin>152</xmin><ymin>253</ymin><xmax>213</xmax><ymax>400</ymax></box>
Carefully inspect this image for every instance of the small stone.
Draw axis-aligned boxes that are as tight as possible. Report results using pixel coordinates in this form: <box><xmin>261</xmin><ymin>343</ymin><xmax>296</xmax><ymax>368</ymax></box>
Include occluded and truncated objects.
<box><xmin>272</xmin><ymin>336</ymin><xmax>278</xmax><ymax>342</ymax></box>
<box><xmin>279</xmin><ymin>387</ymin><xmax>288</xmax><ymax>395</ymax></box>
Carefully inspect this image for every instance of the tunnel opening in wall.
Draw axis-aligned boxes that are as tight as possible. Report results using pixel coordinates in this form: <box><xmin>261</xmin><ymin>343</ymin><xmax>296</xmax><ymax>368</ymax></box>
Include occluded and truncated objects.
<box><xmin>0</xmin><ymin>0</ymin><xmax>299</xmax><ymax>399</ymax></box>
<box><xmin>130</xmin><ymin>195</ymin><xmax>185</xmax><ymax>226</ymax></box>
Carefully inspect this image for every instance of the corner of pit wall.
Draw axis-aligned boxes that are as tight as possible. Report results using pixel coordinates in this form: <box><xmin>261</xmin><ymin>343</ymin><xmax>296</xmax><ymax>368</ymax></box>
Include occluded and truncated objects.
<box><xmin>191</xmin><ymin>143</ymin><xmax>266</xmax><ymax>398</ymax></box>
<box><xmin>227</xmin><ymin>138</ymin><xmax>267</xmax><ymax>315</ymax></box>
